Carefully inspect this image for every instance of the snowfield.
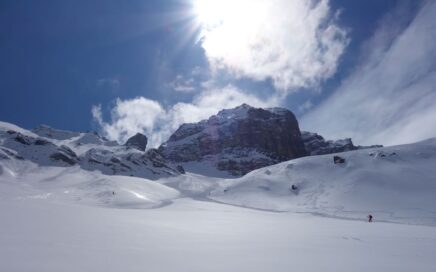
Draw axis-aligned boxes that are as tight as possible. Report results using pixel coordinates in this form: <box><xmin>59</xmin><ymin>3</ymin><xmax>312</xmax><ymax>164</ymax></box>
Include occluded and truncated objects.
<box><xmin>1</xmin><ymin>197</ymin><xmax>436</xmax><ymax>272</ymax></box>
<box><xmin>1</xmin><ymin>137</ymin><xmax>436</xmax><ymax>271</ymax></box>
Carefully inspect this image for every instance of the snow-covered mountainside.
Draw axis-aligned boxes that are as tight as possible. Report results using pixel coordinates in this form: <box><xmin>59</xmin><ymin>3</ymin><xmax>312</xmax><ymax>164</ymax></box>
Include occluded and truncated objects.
<box><xmin>2</xmin><ymin>104</ymin><xmax>380</xmax><ymax>179</ymax></box>
<box><xmin>0</xmin><ymin>121</ymin><xmax>183</xmax><ymax>180</ymax></box>
<box><xmin>204</xmin><ymin>138</ymin><xmax>436</xmax><ymax>225</ymax></box>
<box><xmin>3</xmin><ymin>117</ymin><xmax>434</xmax><ymax>225</ymax></box>
<box><xmin>2</xmin><ymin>134</ymin><xmax>436</xmax><ymax>225</ymax></box>
<box><xmin>159</xmin><ymin>104</ymin><xmax>307</xmax><ymax>176</ymax></box>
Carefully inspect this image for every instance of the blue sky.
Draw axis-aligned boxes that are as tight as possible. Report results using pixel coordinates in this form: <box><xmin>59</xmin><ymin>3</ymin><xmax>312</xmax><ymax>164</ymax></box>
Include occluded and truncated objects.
<box><xmin>1</xmin><ymin>0</ymin><xmax>435</xmax><ymax>147</ymax></box>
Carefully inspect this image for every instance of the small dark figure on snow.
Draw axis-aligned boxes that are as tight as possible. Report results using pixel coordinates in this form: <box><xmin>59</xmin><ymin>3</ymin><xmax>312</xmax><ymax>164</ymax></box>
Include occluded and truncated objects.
<box><xmin>291</xmin><ymin>184</ymin><xmax>298</xmax><ymax>190</ymax></box>
<box><xmin>112</xmin><ymin>191</ymin><xmax>115</xmax><ymax>196</ymax></box>
<box><xmin>368</xmin><ymin>214</ymin><xmax>373</xmax><ymax>222</ymax></box>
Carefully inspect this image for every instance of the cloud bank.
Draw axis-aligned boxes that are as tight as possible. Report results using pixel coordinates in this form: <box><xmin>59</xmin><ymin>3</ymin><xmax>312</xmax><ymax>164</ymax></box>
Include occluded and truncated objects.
<box><xmin>302</xmin><ymin>1</ymin><xmax>436</xmax><ymax>145</ymax></box>
<box><xmin>92</xmin><ymin>86</ymin><xmax>277</xmax><ymax>147</ymax></box>
<box><xmin>198</xmin><ymin>0</ymin><xmax>349</xmax><ymax>91</ymax></box>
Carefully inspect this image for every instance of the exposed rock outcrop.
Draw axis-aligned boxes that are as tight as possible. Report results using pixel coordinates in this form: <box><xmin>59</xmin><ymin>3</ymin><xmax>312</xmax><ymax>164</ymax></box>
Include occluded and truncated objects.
<box><xmin>301</xmin><ymin>131</ymin><xmax>357</xmax><ymax>155</ymax></box>
<box><xmin>125</xmin><ymin>133</ymin><xmax>148</xmax><ymax>151</ymax></box>
<box><xmin>301</xmin><ymin>131</ymin><xmax>382</xmax><ymax>156</ymax></box>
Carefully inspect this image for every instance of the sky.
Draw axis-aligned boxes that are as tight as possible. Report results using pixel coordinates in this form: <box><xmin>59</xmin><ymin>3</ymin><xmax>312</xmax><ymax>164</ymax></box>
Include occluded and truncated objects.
<box><xmin>1</xmin><ymin>0</ymin><xmax>435</xmax><ymax>147</ymax></box>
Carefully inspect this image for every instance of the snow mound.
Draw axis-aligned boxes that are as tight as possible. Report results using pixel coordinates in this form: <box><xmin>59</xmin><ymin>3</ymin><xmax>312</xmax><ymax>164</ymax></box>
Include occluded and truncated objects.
<box><xmin>0</xmin><ymin>163</ymin><xmax>180</xmax><ymax>209</ymax></box>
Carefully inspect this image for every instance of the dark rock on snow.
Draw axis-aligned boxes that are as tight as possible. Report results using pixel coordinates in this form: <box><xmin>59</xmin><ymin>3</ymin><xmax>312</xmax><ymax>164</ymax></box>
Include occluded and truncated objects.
<box><xmin>333</xmin><ymin>155</ymin><xmax>346</xmax><ymax>164</ymax></box>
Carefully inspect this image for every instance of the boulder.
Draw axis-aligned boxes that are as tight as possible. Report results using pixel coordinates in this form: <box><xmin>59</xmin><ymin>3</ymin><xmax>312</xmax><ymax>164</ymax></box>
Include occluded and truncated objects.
<box><xmin>333</xmin><ymin>155</ymin><xmax>346</xmax><ymax>164</ymax></box>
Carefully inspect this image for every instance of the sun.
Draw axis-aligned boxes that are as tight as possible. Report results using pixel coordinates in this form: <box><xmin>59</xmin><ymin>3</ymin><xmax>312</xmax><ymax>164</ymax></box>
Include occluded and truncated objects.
<box><xmin>191</xmin><ymin>0</ymin><xmax>268</xmax><ymax>62</ymax></box>
<box><xmin>193</xmin><ymin>0</ymin><xmax>234</xmax><ymax>28</ymax></box>
<box><xmin>192</xmin><ymin>0</ymin><xmax>265</xmax><ymax>30</ymax></box>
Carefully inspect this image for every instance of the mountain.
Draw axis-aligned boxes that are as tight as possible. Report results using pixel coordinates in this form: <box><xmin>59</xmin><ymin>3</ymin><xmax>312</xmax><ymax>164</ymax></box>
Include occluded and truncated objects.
<box><xmin>1</xmin><ymin>104</ymin><xmax>381</xmax><ymax>178</ymax></box>
<box><xmin>159</xmin><ymin>104</ymin><xmax>307</xmax><ymax>176</ymax></box>
<box><xmin>0</xmin><ymin>122</ymin><xmax>183</xmax><ymax>180</ymax></box>
<box><xmin>158</xmin><ymin>104</ymin><xmax>379</xmax><ymax>176</ymax></box>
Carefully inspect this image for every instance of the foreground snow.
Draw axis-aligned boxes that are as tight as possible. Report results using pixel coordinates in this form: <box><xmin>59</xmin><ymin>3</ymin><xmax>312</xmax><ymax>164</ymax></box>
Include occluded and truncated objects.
<box><xmin>1</xmin><ymin>197</ymin><xmax>436</xmax><ymax>272</ymax></box>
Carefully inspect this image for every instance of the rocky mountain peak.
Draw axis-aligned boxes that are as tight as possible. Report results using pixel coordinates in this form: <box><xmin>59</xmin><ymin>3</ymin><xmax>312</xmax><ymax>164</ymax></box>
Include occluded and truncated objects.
<box><xmin>125</xmin><ymin>133</ymin><xmax>148</xmax><ymax>151</ymax></box>
<box><xmin>159</xmin><ymin>104</ymin><xmax>307</xmax><ymax>176</ymax></box>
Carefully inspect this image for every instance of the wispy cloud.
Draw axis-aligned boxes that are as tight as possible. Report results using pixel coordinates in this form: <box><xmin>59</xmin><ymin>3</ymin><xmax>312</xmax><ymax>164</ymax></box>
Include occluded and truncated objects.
<box><xmin>96</xmin><ymin>78</ymin><xmax>120</xmax><ymax>90</ymax></box>
<box><xmin>302</xmin><ymin>1</ymin><xmax>436</xmax><ymax>145</ymax></box>
<box><xmin>298</xmin><ymin>100</ymin><xmax>314</xmax><ymax>114</ymax></box>
<box><xmin>198</xmin><ymin>0</ymin><xmax>349</xmax><ymax>91</ymax></box>
<box><xmin>168</xmin><ymin>74</ymin><xmax>197</xmax><ymax>93</ymax></box>
<box><xmin>92</xmin><ymin>85</ymin><xmax>278</xmax><ymax>147</ymax></box>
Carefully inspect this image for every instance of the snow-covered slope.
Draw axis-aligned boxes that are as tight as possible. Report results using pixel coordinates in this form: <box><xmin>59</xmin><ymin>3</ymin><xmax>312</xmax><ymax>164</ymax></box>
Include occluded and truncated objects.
<box><xmin>206</xmin><ymin>138</ymin><xmax>436</xmax><ymax>225</ymax></box>
<box><xmin>0</xmin><ymin>122</ymin><xmax>183</xmax><ymax>180</ymax></box>
<box><xmin>1</xmin><ymin>159</ymin><xmax>436</xmax><ymax>272</ymax></box>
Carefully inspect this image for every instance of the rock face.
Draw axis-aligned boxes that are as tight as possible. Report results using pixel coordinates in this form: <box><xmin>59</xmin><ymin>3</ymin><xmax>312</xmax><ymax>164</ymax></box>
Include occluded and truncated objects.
<box><xmin>125</xmin><ymin>133</ymin><xmax>148</xmax><ymax>151</ymax></box>
<box><xmin>159</xmin><ymin>104</ymin><xmax>307</xmax><ymax>176</ymax></box>
<box><xmin>0</xmin><ymin>130</ymin><xmax>79</xmax><ymax>167</ymax></box>
<box><xmin>301</xmin><ymin>131</ymin><xmax>383</xmax><ymax>156</ymax></box>
<box><xmin>301</xmin><ymin>131</ymin><xmax>357</xmax><ymax>155</ymax></box>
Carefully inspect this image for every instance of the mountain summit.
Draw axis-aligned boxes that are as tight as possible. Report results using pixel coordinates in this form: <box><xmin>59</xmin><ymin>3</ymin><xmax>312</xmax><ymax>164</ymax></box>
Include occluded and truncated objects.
<box><xmin>159</xmin><ymin>104</ymin><xmax>307</xmax><ymax>176</ymax></box>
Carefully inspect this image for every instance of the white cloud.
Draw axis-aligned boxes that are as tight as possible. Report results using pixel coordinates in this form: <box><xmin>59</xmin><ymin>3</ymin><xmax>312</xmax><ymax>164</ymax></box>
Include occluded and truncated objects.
<box><xmin>92</xmin><ymin>98</ymin><xmax>166</xmax><ymax>147</ymax></box>
<box><xmin>92</xmin><ymin>86</ymin><xmax>278</xmax><ymax>148</ymax></box>
<box><xmin>302</xmin><ymin>1</ymin><xmax>436</xmax><ymax>146</ymax></box>
<box><xmin>198</xmin><ymin>0</ymin><xmax>349</xmax><ymax>91</ymax></box>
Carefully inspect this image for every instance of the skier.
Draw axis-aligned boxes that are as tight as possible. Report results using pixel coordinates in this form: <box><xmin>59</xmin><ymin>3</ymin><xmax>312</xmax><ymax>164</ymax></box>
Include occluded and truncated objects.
<box><xmin>368</xmin><ymin>214</ymin><xmax>373</xmax><ymax>222</ymax></box>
